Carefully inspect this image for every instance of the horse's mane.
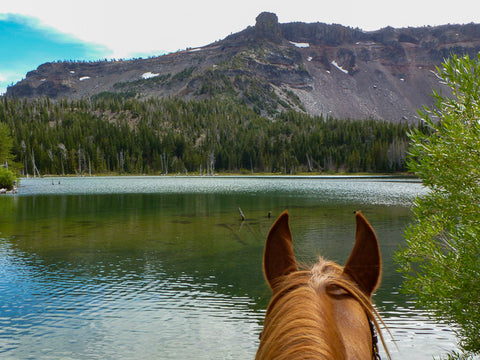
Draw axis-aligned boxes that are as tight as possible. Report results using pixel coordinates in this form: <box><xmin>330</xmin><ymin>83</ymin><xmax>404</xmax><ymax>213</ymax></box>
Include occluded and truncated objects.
<box><xmin>256</xmin><ymin>257</ymin><xmax>389</xmax><ymax>360</ymax></box>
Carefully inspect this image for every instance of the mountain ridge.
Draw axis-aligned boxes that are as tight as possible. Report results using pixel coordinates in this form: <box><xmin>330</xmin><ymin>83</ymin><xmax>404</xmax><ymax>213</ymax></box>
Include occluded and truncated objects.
<box><xmin>6</xmin><ymin>12</ymin><xmax>480</xmax><ymax>121</ymax></box>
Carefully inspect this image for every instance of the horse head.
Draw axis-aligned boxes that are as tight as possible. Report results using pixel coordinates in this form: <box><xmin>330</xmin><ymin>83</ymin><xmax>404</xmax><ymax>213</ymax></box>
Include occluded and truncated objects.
<box><xmin>256</xmin><ymin>211</ymin><xmax>388</xmax><ymax>360</ymax></box>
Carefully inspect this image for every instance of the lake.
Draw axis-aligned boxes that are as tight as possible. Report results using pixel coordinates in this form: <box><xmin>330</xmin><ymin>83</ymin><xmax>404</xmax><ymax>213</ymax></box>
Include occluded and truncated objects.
<box><xmin>0</xmin><ymin>176</ymin><xmax>459</xmax><ymax>359</ymax></box>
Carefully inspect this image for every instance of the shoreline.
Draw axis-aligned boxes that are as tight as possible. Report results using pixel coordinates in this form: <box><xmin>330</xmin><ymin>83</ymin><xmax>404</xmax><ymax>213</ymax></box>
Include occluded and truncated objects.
<box><xmin>18</xmin><ymin>172</ymin><xmax>416</xmax><ymax>179</ymax></box>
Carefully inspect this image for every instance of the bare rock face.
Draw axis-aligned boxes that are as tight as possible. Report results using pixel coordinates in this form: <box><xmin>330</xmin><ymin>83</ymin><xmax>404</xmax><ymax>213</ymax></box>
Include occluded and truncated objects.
<box><xmin>6</xmin><ymin>13</ymin><xmax>480</xmax><ymax>122</ymax></box>
<box><xmin>255</xmin><ymin>12</ymin><xmax>282</xmax><ymax>43</ymax></box>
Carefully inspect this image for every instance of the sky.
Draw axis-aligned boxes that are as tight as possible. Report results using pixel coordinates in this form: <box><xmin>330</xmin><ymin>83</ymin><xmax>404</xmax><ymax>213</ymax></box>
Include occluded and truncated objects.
<box><xmin>1</xmin><ymin>0</ymin><xmax>479</xmax><ymax>94</ymax></box>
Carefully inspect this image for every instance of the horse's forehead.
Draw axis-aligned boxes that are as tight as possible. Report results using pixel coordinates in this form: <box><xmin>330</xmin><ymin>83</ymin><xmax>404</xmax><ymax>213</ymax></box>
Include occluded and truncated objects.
<box><xmin>310</xmin><ymin>260</ymin><xmax>365</xmax><ymax>312</ymax></box>
<box><xmin>310</xmin><ymin>262</ymin><xmax>373</xmax><ymax>352</ymax></box>
<box><xmin>310</xmin><ymin>258</ymin><xmax>344</xmax><ymax>282</ymax></box>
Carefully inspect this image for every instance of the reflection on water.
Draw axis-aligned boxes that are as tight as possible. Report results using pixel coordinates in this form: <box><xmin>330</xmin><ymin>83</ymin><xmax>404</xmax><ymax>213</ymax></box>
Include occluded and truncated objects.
<box><xmin>0</xmin><ymin>176</ymin><xmax>460</xmax><ymax>359</ymax></box>
<box><xmin>0</xmin><ymin>243</ymin><xmax>262</xmax><ymax>359</ymax></box>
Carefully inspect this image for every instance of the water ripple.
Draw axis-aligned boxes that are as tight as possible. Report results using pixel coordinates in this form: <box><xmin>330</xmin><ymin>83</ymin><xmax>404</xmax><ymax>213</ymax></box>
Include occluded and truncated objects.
<box><xmin>18</xmin><ymin>176</ymin><xmax>426</xmax><ymax>206</ymax></box>
<box><xmin>0</xmin><ymin>250</ymin><xmax>264</xmax><ymax>359</ymax></box>
<box><xmin>378</xmin><ymin>306</ymin><xmax>459</xmax><ymax>359</ymax></box>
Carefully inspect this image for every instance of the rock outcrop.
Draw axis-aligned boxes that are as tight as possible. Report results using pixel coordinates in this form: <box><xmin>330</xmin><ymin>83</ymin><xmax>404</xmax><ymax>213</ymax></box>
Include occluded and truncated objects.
<box><xmin>255</xmin><ymin>12</ymin><xmax>282</xmax><ymax>43</ymax></box>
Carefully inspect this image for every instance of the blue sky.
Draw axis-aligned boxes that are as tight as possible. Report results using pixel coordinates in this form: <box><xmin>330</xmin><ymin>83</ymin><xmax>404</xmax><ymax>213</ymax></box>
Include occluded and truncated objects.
<box><xmin>1</xmin><ymin>0</ymin><xmax>479</xmax><ymax>94</ymax></box>
<box><xmin>0</xmin><ymin>14</ymin><xmax>110</xmax><ymax>93</ymax></box>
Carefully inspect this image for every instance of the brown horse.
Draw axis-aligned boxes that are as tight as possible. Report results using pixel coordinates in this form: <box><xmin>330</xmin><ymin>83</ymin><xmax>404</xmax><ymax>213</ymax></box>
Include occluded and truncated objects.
<box><xmin>256</xmin><ymin>211</ymin><xmax>389</xmax><ymax>360</ymax></box>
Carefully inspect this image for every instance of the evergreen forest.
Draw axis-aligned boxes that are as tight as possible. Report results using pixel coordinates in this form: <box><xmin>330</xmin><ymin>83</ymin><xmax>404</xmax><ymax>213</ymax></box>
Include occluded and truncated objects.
<box><xmin>0</xmin><ymin>96</ymin><xmax>414</xmax><ymax>176</ymax></box>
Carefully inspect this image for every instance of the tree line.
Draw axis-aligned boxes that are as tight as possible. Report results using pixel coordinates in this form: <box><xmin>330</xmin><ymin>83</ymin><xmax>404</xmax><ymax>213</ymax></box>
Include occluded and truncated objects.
<box><xmin>0</xmin><ymin>95</ymin><xmax>414</xmax><ymax>176</ymax></box>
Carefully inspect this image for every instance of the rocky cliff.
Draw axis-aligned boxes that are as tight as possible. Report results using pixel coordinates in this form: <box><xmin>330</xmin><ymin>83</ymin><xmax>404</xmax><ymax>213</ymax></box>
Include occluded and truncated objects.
<box><xmin>6</xmin><ymin>12</ymin><xmax>480</xmax><ymax>121</ymax></box>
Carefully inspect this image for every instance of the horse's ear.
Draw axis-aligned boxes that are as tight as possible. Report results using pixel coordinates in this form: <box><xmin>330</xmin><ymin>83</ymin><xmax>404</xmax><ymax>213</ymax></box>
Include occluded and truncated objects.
<box><xmin>264</xmin><ymin>211</ymin><xmax>299</xmax><ymax>289</ymax></box>
<box><xmin>343</xmin><ymin>211</ymin><xmax>382</xmax><ymax>297</ymax></box>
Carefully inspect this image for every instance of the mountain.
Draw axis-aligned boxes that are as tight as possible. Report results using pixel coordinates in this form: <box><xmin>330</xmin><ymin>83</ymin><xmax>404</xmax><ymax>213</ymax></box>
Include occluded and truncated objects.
<box><xmin>6</xmin><ymin>12</ymin><xmax>480</xmax><ymax>121</ymax></box>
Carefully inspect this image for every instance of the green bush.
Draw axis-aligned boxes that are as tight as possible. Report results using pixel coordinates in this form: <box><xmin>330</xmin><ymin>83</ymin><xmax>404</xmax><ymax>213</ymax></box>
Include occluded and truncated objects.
<box><xmin>0</xmin><ymin>167</ymin><xmax>15</xmax><ymax>190</ymax></box>
<box><xmin>395</xmin><ymin>54</ymin><xmax>480</xmax><ymax>358</ymax></box>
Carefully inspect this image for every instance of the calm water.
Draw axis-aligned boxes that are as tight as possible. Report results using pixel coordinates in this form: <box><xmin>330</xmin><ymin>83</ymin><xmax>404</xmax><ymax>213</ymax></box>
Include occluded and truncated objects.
<box><xmin>0</xmin><ymin>176</ymin><xmax>459</xmax><ymax>359</ymax></box>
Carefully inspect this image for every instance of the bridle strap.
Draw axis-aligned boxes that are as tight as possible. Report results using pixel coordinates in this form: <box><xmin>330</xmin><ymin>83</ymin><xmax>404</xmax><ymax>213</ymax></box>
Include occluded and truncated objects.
<box><xmin>368</xmin><ymin>317</ymin><xmax>381</xmax><ymax>360</ymax></box>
